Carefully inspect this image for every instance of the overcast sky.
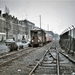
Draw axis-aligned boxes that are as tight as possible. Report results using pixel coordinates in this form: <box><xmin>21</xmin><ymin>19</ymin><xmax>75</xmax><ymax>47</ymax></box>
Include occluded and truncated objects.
<box><xmin>0</xmin><ymin>0</ymin><xmax>75</xmax><ymax>34</ymax></box>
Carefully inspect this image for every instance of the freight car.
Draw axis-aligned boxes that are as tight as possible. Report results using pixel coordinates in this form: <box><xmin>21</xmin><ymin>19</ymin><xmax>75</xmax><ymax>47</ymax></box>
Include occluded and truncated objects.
<box><xmin>29</xmin><ymin>28</ymin><xmax>52</xmax><ymax>47</ymax></box>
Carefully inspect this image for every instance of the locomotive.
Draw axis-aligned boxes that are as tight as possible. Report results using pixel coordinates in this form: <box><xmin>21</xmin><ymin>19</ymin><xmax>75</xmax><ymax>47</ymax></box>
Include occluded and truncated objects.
<box><xmin>29</xmin><ymin>28</ymin><xmax>52</xmax><ymax>47</ymax></box>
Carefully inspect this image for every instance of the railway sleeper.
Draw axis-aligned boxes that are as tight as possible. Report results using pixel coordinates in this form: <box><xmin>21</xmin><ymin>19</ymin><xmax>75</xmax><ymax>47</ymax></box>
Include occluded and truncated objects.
<box><xmin>31</xmin><ymin>74</ymin><xmax>57</xmax><ymax>75</ymax></box>
<box><xmin>40</xmin><ymin>64</ymin><xmax>56</xmax><ymax>67</ymax></box>
<box><xmin>33</xmin><ymin>68</ymin><xmax>57</xmax><ymax>74</ymax></box>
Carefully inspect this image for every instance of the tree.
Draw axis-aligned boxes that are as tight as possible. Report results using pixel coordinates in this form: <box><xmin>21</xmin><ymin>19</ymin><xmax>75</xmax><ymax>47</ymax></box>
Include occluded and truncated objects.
<box><xmin>3</xmin><ymin>13</ymin><xmax>11</xmax><ymax>39</ymax></box>
<box><xmin>24</xmin><ymin>20</ymin><xmax>28</xmax><ymax>39</ymax></box>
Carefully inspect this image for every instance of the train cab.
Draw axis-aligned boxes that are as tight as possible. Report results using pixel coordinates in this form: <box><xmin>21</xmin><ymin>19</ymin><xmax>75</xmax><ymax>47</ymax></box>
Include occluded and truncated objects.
<box><xmin>29</xmin><ymin>28</ymin><xmax>46</xmax><ymax>47</ymax></box>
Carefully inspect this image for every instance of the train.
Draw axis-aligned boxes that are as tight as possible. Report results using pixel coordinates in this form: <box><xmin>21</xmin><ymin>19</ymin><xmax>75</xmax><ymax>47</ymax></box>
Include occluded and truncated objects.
<box><xmin>29</xmin><ymin>28</ymin><xmax>52</xmax><ymax>47</ymax></box>
<box><xmin>59</xmin><ymin>28</ymin><xmax>75</xmax><ymax>54</ymax></box>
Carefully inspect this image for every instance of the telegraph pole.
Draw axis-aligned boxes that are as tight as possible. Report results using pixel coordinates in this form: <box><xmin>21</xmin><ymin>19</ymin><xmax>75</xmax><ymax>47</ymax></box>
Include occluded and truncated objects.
<box><xmin>47</xmin><ymin>25</ymin><xmax>49</xmax><ymax>31</ymax></box>
<box><xmin>72</xmin><ymin>25</ymin><xmax>74</xmax><ymax>56</ymax></box>
<box><xmin>68</xmin><ymin>27</ymin><xmax>71</xmax><ymax>54</ymax></box>
<box><xmin>39</xmin><ymin>15</ymin><xmax>41</xmax><ymax>28</ymax></box>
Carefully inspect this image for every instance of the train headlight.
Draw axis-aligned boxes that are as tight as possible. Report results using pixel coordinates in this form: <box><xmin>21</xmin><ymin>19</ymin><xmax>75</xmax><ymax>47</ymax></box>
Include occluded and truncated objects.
<box><xmin>32</xmin><ymin>40</ymin><xmax>33</xmax><ymax>42</ymax></box>
<box><xmin>38</xmin><ymin>40</ymin><xmax>40</xmax><ymax>42</ymax></box>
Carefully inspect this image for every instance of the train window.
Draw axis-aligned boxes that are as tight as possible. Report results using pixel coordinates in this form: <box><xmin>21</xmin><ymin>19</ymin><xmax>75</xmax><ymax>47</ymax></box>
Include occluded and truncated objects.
<box><xmin>31</xmin><ymin>33</ymin><xmax>34</xmax><ymax>37</ymax></box>
<box><xmin>31</xmin><ymin>31</ymin><xmax>38</xmax><ymax>37</ymax></box>
<box><xmin>38</xmin><ymin>31</ymin><xmax>41</xmax><ymax>36</ymax></box>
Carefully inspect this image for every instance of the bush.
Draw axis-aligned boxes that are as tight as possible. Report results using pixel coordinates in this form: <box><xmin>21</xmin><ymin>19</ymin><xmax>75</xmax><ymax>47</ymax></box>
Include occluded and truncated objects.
<box><xmin>9</xmin><ymin>42</ymin><xmax>18</xmax><ymax>51</ymax></box>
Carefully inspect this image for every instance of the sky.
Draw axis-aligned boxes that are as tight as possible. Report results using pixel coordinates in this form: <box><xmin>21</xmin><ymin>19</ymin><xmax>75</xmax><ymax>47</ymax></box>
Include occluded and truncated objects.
<box><xmin>0</xmin><ymin>0</ymin><xmax>75</xmax><ymax>34</ymax></box>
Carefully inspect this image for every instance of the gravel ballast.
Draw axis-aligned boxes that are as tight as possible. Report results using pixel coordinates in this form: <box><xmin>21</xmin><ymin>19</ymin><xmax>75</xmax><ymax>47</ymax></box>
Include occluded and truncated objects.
<box><xmin>0</xmin><ymin>42</ymin><xmax>52</xmax><ymax>75</ymax></box>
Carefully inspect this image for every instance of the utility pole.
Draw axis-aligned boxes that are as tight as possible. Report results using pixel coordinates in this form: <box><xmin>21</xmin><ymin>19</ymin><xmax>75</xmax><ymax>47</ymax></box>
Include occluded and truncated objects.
<box><xmin>47</xmin><ymin>25</ymin><xmax>49</xmax><ymax>40</ymax></box>
<box><xmin>39</xmin><ymin>15</ymin><xmax>41</xmax><ymax>28</ymax></box>
<box><xmin>72</xmin><ymin>25</ymin><xmax>74</xmax><ymax>56</ymax></box>
<box><xmin>47</xmin><ymin>25</ymin><xmax>49</xmax><ymax>31</ymax></box>
<box><xmin>68</xmin><ymin>27</ymin><xmax>71</xmax><ymax>54</ymax></box>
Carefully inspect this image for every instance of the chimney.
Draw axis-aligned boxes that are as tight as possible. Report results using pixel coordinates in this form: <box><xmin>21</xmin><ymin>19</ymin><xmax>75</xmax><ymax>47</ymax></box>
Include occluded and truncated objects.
<box><xmin>2</xmin><ymin>13</ymin><xmax>8</xmax><ymax>18</ymax></box>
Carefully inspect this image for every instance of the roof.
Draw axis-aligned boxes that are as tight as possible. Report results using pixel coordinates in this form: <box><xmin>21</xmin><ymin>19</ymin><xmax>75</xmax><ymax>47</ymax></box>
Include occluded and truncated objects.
<box><xmin>0</xmin><ymin>16</ymin><xmax>5</xmax><ymax>21</ymax></box>
<box><xmin>31</xmin><ymin>27</ymin><xmax>45</xmax><ymax>31</ymax></box>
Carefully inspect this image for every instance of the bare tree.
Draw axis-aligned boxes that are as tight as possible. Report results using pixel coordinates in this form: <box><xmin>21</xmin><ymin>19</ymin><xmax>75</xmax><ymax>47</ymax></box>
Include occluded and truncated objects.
<box><xmin>25</xmin><ymin>20</ymin><xmax>28</xmax><ymax>39</ymax></box>
<box><xmin>3</xmin><ymin>13</ymin><xmax>11</xmax><ymax>39</ymax></box>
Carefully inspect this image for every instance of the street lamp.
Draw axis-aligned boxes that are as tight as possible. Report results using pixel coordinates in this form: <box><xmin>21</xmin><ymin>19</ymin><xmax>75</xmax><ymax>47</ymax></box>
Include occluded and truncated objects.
<box><xmin>39</xmin><ymin>15</ymin><xmax>41</xmax><ymax>29</ymax></box>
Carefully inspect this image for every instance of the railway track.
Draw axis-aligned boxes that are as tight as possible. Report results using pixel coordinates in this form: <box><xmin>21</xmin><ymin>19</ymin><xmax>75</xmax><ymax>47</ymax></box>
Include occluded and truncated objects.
<box><xmin>0</xmin><ymin>42</ymin><xmax>51</xmax><ymax>68</ymax></box>
<box><xmin>29</xmin><ymin>47</ymin><xmax>59</xmax><ymax>75</ymax></box>
<box><xmin>29</xmin><ymin>46</ymin><xmax>75</xmax><ymax>75</ymax></box>
<box><xmin>0</xmin><ymin>47</ymin><xmax>30</xmax><ymax>59</ymax></box>
<box><xmin>0</xmin><ymin>47</ymin><xmax>39</xmax><ymax>67</ymax></box>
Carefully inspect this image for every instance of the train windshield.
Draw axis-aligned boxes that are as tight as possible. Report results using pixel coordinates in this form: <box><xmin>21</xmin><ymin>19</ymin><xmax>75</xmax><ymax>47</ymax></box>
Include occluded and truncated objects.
<box><xmin>38</xmin><ymin>31</ymin><xmax>41</xmax><ymax>36</ymax></box>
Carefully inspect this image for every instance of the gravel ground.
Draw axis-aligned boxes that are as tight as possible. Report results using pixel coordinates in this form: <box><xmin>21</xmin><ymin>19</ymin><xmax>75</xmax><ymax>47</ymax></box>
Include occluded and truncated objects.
<box><xmin>0</xmin><ymin>41</ymin><xmax>75</xmax><ymax>75</ymax></box>
<box><xmin>0</xmin><ymin>42</ymin><xmax>53</xmax><ymax>75</ymax></box>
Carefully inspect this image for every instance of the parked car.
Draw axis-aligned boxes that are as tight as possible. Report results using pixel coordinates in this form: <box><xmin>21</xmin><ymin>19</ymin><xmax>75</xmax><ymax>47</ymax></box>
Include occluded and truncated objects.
<box><xmin>21</xmin><ymin>40</ymin><xmax>29</xmax><ymax>48</ymax></box>
<box><xmin>5</xmin><ymin>39</ymin><xmax>15</xmax><ymax>45</ymax></box>
<box><xmin>22</xmin><ymin>40</ymin><xmax>27</xmax><ymax>43</ymax></box>
<box><xmin>5</xmin><ymin>39</ymin><xmax>18</xmax><ymax>51</ymax></box>
<box><xmin>16</xmin><ymin>42</ymin><xmax>23</xmax><ymax>49</ymax></box>
<box><xmin>5</xmin><ymin>39</ymin><xmax>30</xmax><ymax>51</ymax></box>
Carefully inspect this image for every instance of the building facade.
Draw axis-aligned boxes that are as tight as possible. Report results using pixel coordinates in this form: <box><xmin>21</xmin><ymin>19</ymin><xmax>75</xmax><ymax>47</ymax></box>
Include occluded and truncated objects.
<box><xmin>20</xmin><ymin>19</ymin><xmax>35</xmax><ymax>40</ymax></box>
<box><xmin>0</xmin><ymin>10</ymin><xmax>35</xmax><ymax>42</ymax></box>
<box><xmin>0</xmin><ymin>11</ymin><xmax>6</xmax><ymax>41</ymax></box>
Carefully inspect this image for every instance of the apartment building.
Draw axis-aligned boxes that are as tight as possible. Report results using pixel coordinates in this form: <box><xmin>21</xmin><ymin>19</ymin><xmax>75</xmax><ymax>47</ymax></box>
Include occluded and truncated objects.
<box><xmin>20</xmin><ymin>19</ymin><xmax>35</xmax><ymax>40</ymax></box>
<box><xmin>0</xmin><ymin>10</ymin><xmax>6</xmax><ymax>41</ymax></box>
<box><xmin>0</xmin><ymin>10</ymin><xmax>35</xmax><ymax>42</ymax></box>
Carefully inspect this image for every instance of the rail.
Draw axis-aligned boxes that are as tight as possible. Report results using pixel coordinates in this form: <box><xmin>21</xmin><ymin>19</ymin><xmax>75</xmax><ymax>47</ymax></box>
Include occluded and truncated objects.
<box><xmin>56</xmin><ymin>48</ymin><xmax>60</xmax><ymax>75</ymax></box>
<box><xmin>29</xmin><ymin>49</ymin><xmax>48</xmax><ymax>75</ymax></box>
<box><xmin>0</xmin><ymin>47</ymin><xmax>39</xmax><ymax>67</ymax></box>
